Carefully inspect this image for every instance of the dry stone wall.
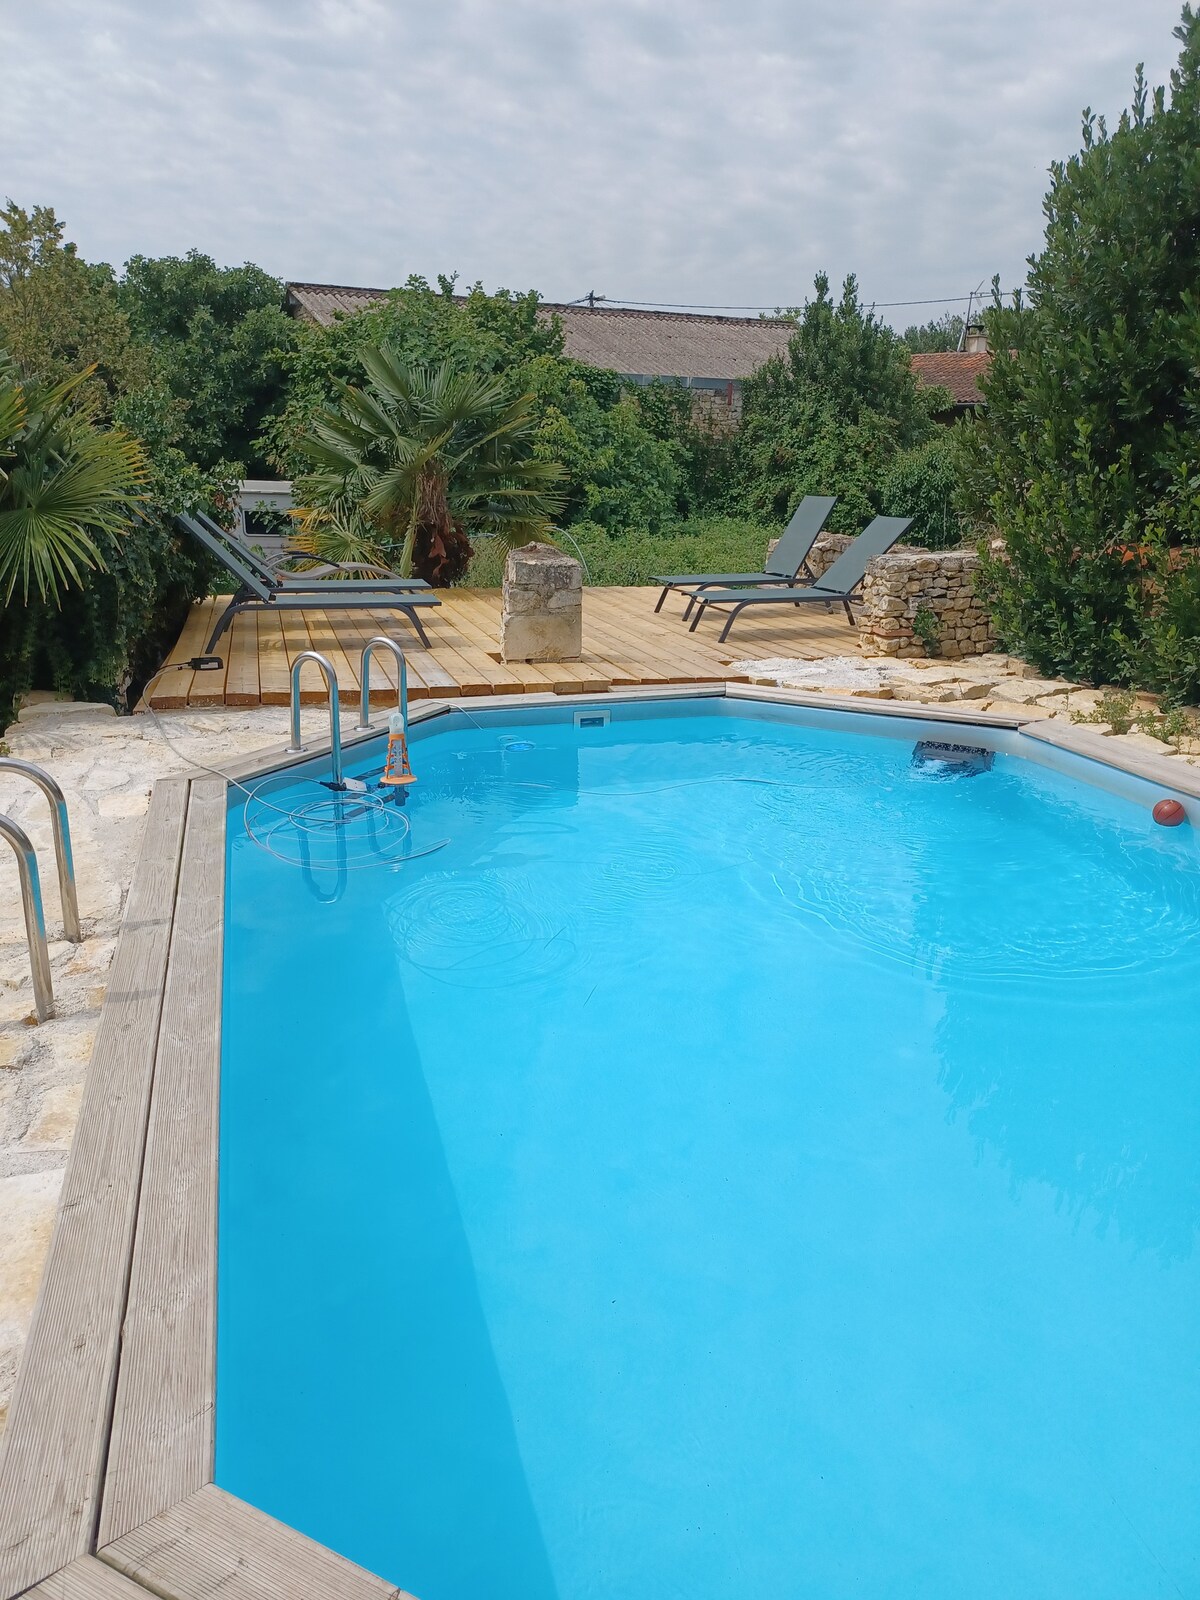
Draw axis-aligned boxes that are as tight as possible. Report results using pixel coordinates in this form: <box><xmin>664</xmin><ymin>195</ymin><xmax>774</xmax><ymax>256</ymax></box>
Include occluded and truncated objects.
<box><xmin>858</xmin><ymin>549</ymin><xmax>995</xmax><ymax>659</ymax></box>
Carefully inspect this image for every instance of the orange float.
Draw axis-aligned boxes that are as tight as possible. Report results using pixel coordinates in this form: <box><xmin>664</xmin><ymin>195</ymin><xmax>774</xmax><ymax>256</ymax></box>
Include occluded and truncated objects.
<box><xmin>380</xmin><ymin>713</ymin><xmax>416</xmax><ymax>788</ymax></box>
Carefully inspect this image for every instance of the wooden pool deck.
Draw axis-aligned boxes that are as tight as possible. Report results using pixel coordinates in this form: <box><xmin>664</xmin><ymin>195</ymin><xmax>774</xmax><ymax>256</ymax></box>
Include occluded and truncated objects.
<box><xmin>148</xmin><ymin>585</ymin><xmax>858</xmax><ymax>710</ymax></box>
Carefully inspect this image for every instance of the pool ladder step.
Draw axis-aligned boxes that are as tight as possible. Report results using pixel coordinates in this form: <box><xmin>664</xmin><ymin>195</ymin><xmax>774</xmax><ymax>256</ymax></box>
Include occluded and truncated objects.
<box><xmin>285</xmin><ymin>637</ymin><xmax>411</xmax><ymax>789</ymax></box>
<box><xmin>0</xmin><ymin>758</ymin><xmax>82</xmax><ymax>1022</ymax></box>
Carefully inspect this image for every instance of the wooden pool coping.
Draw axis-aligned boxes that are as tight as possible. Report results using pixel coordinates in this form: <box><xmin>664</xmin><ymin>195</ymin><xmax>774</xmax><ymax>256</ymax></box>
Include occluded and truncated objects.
<box><xmin>1</xmin><ymin>685</ymin><xmax>1196</xmax><ymax>1600</ymax></box>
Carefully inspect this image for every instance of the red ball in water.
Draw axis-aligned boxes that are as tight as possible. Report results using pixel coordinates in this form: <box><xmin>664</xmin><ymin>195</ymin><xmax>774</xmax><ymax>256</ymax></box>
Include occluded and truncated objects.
<box><xmin>1152</xmin><ymin>798</ymin><xmax>1187</xmax><ymax>827</ymax></box>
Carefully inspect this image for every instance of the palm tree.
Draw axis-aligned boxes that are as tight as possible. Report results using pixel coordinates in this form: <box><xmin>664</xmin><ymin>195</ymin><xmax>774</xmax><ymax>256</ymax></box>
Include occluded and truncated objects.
<box><xmin>292</xmin><ymin>349</ymin><xmax>567</xmax><ymax>584</ymax></box>
<box><xmin>0</xmin><ymin>353</ymin><xmax>146</xmax><ymax>603</ymax></box>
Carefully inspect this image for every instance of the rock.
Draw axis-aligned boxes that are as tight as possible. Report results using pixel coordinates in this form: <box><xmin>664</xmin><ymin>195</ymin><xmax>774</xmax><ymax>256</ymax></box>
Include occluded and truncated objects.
<box><xmin>500</xmin><ymin>544</ymin><xmax>582</xmax><ymax>663</ymax></box>
<box><xmin>96</xmin><ymin>790</ymin><xmax>152</xmax><ymax>820</ymax></box>
<box><xmin>23</xmin><ymin>1082</ymin><xmax>84</xmax><ymax>1149</ymax></box>
<box><xmin>0</xmin><ymin>1170</ymin><xmax>64</xmax><ymax>1381</ymax></box>
<box><xmin>15</xmin><ymin>698</ymin><xmax>116</xmax><ymax>724</ymax></box>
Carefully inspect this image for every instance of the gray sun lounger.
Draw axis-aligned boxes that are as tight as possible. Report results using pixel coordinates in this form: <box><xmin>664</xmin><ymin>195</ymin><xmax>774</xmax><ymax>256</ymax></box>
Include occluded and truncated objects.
<box><xmin>653</xmin><ymin>494</ymin><xmax>836</xmax><ymax>616</ymax></box>
<box><xmin>688</xmin><ymin>515</ymin><xmax>912</xmax><ymax>643</ymax></box>
<box><xmin>177</xmin><ymin>512</ymin><xmax>440</xmax><ymax>652</ymax></box>
<box><xmin>192</xmin><ymin>509</ymin><xmax>425</xmax><ymax>591</ymax></box>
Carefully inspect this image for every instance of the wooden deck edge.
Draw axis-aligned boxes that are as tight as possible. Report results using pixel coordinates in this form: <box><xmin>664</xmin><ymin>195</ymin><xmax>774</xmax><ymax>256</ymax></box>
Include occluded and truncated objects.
<box><xmin>98</xmin><ymin>782</ymin><xmax>227</xmax><ymax>1545</ymax></box>
<box><xmin>98</xmin><ymin>1484</ymin><xmax>414</xmax><ymax>1600</ymax></box>
<box><xmin>0</xmin><ymin>784</ymin><xmax>189</xmax><ymax>1599</ymax></box>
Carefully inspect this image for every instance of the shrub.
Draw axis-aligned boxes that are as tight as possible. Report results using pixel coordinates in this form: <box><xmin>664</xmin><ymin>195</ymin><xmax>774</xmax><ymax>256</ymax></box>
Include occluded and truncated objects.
<box><xmin>962</xmin><ymin>9</ymin><xmax>1200</xmax><ymax>693</ymax></box>
<box><xmin>878</xmin><ymin>431</ymin><xmax>971</xmax><ymax>550</ymax></box>
<box><xmin>727</xmin><ymin>274</ymin><xmax>951</xmax><ymax>536</ymax></box>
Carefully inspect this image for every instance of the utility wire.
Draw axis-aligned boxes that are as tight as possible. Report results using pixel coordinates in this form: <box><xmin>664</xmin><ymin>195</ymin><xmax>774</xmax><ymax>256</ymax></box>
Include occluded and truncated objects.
<box><xmin>570</xmin><ymin>291</ymin><xmax>1018</xmax><ymax>312</ymax></box>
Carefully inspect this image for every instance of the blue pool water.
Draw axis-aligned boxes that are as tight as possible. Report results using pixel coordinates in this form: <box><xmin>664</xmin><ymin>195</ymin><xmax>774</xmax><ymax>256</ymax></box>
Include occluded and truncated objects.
<box><xmin>217</xmin><ymin>701</ymin><xmax>1200</xmax><ymax>1599</ymax></box>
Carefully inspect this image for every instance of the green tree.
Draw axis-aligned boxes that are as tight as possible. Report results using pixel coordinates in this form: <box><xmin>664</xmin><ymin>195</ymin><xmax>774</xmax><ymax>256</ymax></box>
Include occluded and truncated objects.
<box><xmin>901</xmin><ymin>312</ymin><xmax>966</xmax><ymax>353</ymax></box>
<box><xmin>963</xmin><ymin>7</ymin><xmax>1200</xmax><ymax>689</ymax></box>
<box><xmin>0</xmin><ymin>201</ymin><xmax>156</xmax><ymax>405</ymax></box>
<box><xmin>117</xmin><ymin>250</ymin><xmax>296</xmax><ymax>474</ymax></box>
<box><xmin>268</xmin><ymin>276</ymin><xmax>689</xmax><ymax>542</ymax></box>
<box><xmin>729</xmin><ymin>274</ymin><xmax>950</xmax><ymax>538</ymax></box>
<box><xmin>0</xmin><ymin>206</ymin><xmax>231</xmax><ymax>724</ymax></box>
<box><xmin>294</xmin><ymin>349</ymin><xmax>567</xmax><ymax>584</ymax></box>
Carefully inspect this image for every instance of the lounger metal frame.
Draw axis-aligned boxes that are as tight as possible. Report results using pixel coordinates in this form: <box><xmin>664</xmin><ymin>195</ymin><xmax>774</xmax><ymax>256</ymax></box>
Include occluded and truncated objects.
<box><xmin>178</xmin><ymin>513</ymin><xmax>439</xmax><ymax>652</ymax></box>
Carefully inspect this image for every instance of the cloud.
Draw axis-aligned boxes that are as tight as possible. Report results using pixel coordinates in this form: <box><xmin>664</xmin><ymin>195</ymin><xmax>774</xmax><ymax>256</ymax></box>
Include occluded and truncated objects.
<box><xmin>0</xmin><ymin>0</ymin><xmax>1184</xmax><ymax>322</ymax></box>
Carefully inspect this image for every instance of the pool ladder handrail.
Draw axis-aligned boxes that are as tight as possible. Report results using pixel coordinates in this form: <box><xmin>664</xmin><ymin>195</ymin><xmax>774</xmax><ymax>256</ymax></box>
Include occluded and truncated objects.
<box><xmin>355</xmin><ymin>636</ymin><xmax>409</xmax><ymax>734</ymax></box>
<box><xmin>0</xmin><ymin>757</ymin><xmax>83</xmax><ymax>1023</ymax></box>
<box><xmin>285</xmin><ymin>651</ymin><xmax>344</xmax><ymax>789</ymax></box>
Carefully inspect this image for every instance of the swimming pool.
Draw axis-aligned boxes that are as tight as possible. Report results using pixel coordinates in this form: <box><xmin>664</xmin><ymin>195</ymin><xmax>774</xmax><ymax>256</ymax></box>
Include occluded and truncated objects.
<box><xmin>217</xmin><ymin>697</ymin><xmax>1200</xmax><ymax>1599</ymax></box>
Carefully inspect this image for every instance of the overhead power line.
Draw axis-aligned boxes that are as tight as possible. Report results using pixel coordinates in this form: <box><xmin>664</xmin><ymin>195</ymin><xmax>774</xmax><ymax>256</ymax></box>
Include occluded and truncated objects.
<box><xmin>570</xmin><ymin>291</ymin><xmax>1018</xmax><ymax>313</ymax></box>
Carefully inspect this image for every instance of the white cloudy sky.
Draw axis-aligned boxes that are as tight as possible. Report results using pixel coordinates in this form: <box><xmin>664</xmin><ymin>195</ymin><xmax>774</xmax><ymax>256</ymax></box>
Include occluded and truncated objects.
<box><xmin>1</xmin><ymin>0</ymin><xmax>1184</xmax><ymax>323</ymax></box>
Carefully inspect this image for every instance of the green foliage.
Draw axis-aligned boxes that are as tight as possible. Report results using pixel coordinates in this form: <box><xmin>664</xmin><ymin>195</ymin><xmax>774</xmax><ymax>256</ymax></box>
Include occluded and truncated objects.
<box><xmin>464</xmin><ymin>516</ymin><xmax>774</xmax><ymax>589</ymax></box>
<box><xmin>526</xmin><ymin>360</ymin><xmax>681</xmax><ymax>533</ymax></box>
<box><xmin>0</xmin><ymin>354</ymin><xmax>147</xmax><ymax>602</ymax></box>
<box><xmin>901</xmin><ymin>312</ymin><xmax>966</xmax><ymax>353</ymax></box>
<box><xmin>878</xmin><ymin>429</ymin><xmax>971</xmax><ymax>549</ymax></box>
<box><xmin>1074</xmin><ymin>689</ymin><xmax>1138</xmax><ymax>733</ymax></box>
<box><xmin>911</xmin><ymin>605</ymin><xmax>941</xmax><ymax>657</ymax></box>
<box><xmin>266</xmin><ymin>278</ymin><xmax>689</xmax><ymax>540</ymax></box>
<box><xmin>294</xmin><ymin>349</ymin><xmax>566</xmax><ymax>584</ymax></box>
<box><xmin>728</xmin><ymin>275</ymin><xmax>952</xmax><ymax>537</ymax></box>
<box><xmin>0</xmin><ymin>205</ymin><xmax>230</xmax><ymax>727</ymax></box>
<box><xmin>962</xmin><ymin>8</ymin><xmax>1200</xmax><ymax>692</ymax></box>
<box><xmin>0</xmin><ymin>202</ymin><xmax>156</xmax><ymax>403</ymax></box>
<box><xmin>117</xmin><ymin>251</ymin><xmax>296</xmax><ymax>475</ymax></box>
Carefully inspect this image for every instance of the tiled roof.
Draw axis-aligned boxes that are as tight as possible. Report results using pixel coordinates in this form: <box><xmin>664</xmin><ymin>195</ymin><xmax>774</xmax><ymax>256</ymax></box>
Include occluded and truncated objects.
<box><xmin>909</xmin><ymin>351</ymin><xmax>991</xmax><ymax>408</ymax></box>
<box><xmin>286</xmin><ymin>283</ymin><xmax>990</xmax><ymax>401</ymax></box>
<box><xmin>287</xmin><ymin>283</ymin><xmax>792</xmax><ymax>381</ymax></box>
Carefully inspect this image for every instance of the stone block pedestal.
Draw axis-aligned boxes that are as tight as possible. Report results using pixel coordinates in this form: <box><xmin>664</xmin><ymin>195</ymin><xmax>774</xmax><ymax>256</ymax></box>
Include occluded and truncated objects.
<box><xmin>501</xmin><ymin>543</ymin><xmax>582</xmax><ymax>662</ymax></box>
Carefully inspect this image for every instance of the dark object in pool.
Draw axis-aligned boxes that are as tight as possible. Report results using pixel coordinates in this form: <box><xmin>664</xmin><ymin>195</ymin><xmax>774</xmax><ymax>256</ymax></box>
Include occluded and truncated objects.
<box><xmin>1153</xmin><ymin>797</ymin><xmax>1187</xmax><ymax>827</ymax></box>
<box><xmin>912</xmin><ymin>740</ymin><xmax>994</xmax><ymax>776</ymax></box>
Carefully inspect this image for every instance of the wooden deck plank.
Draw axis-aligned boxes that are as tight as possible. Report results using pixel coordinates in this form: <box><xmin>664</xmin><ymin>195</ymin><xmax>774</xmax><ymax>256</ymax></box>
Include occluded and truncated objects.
<box><xmin>437</xmin><ymin>594</ymin><xmax>573</xmax><ymax>693</ymax></box>
<box><xmin>154</xmin><ymin>599</ymin><xmax>216</xmax><ymax>710</ymax></box>
<box><xmin>580</xmin><ymin>591</ymin><xmax>715</xmax><ymax>681</ymax></box>
<box><xmin>100</xmin><ymin>1484</ymin><xmax>413</xmax><ymax>1600</ymax></box>
<box><xmin>300</xmin><ymin>606</ymin><xmax>361</xmax><ymax>708</ymax></box>
<box><xmin>98</xmin><ymin>781</ymin><xmax>226</xmax><ymax>1547</ymax></box>
<box><xmin>255</xmin><ymin>610</ymin><xmax>292</xmax><ymax>706</ymax></box>
<box><xmin>186</xmin><ymin>599</ymin><xmax>231</xmax><ymax>708</ymax></box>
<box><xmin>224</xmin><ymin>608</ymin><xmax>260</xmax><ymax>708</ymax></box>
<box><xmin>278</xmin><ymin>607</ymin><xmax>317</xmax><ymax>701</ymax></box>
<box><xmin>148</xmin><ymin>585</ymin><xmax>856</xmax><ymax>711</ymax></box>
<box><xmin>0</xmin><ymin>784</ymin><xmax>189</xmax><ymax>1598</ymax></box>
<box><xmin>29</xmin><ymin>1554</ymin><xmax>153</xmax><ymax>1599</ymax></box>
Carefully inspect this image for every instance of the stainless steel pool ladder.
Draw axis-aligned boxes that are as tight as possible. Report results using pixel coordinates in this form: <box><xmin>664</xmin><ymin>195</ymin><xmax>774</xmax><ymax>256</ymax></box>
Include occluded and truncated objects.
<box><xmin>355</xmin><ymin>636</ymin><xmax>409</xmax><ymax>735</ymax></box>
<box><xmin>285</xmin><ymin>651</ymin><xmax>343</xmax><ymax>788</ymax></box>
<box><xmin>0</xmin><ymin>758</ymin><xmax>83</xmax><ymax>1023</ymax></box>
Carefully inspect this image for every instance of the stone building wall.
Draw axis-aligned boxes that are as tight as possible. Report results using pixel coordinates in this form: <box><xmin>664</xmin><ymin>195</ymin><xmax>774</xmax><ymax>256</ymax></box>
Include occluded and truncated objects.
<box><xmin>858</xmin><ymin>549</ymin><xmax>996</xmax><ymax>659</ymax></box>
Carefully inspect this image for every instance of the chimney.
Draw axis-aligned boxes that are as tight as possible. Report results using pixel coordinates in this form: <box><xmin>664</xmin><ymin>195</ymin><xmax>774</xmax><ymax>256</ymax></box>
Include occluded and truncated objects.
<box><xmin>963</xmin><ymin>322</ymin><xmax>988</xmax><ymax>354</ymax></box>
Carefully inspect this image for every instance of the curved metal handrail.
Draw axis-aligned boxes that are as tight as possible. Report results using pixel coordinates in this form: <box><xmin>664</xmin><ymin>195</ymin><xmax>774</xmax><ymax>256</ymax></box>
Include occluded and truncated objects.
<box><xmin>285</xmin><ymin>650</ymin><xmax>343</xmax><ymax>788</ymax></box>
<box><xmin>0</xmin><ymin>813</ymin><xmax>54</xmax><ymax>1022</ymax></box>
<box><xmin>0</xmin><ymin>758</ymin><xmax>81</xmax><ymax>942</ymax></box>
<box><xmin>356</xmin><ymin>636</ymin><xmax>409</xmax><ymax>733</ymax></box>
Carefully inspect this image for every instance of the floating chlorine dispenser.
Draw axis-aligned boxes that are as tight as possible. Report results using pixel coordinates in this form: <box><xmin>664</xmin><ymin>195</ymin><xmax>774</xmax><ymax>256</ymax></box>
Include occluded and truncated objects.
<box><xmin>381</xmin><ymin>711</ymin><xmax>416</xmax><ymax>789</ymax></box>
